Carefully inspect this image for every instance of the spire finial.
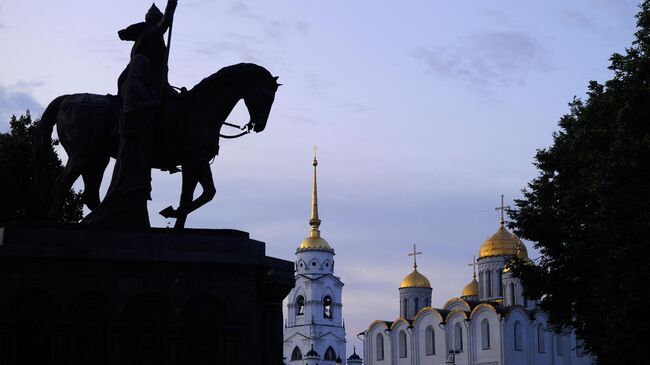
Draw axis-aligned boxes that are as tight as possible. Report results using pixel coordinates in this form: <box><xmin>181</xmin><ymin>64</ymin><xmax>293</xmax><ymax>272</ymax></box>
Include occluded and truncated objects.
<box><xmin>495</xmin><ymin>194</ymin><xmax>511</xmax><ymax>225</ymax></box>
<box><xmin>309</xmin><ymin>146</ymin><xmax>321</xmax><ymax>237</ymax></box>
<box><xmin>408</xmin><ymin>244</ymin><xmax>422</xmax><ymax>269</ymax></box>
<box><xmin>468</xmin><ymin>255</ymin><xmax>478</xmax><ymax>279</ymax></box>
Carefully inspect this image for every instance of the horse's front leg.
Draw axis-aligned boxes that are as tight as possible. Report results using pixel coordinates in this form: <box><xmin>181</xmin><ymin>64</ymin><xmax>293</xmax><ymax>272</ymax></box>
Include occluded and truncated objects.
<box><xmin>174</xmin><ymin>162</ymin><xmax>216</xmax><ymax>229</ymax></box>
<box><xmin>172</xmin><ymin>165</ymin><xmax>200</xmax><ymax>229</ymax></box>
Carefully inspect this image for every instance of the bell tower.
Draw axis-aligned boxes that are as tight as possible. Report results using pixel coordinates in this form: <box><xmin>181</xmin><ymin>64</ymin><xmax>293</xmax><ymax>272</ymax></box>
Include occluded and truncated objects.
<box><xmin>283</xmin><ymin>149</ymin><xmax>346</xmax><ymax>364</ymax></box>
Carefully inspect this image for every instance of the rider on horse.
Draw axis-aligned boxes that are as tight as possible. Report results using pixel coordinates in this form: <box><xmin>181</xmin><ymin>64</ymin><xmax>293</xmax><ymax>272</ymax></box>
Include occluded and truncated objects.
<box><xmin>117</xmin><ymin>0</ymin><xmax>181</xmax><ymax>172</ymax></box>
<box><xmin>117</xmin><ymin>0</ymin><xmax>177</xmax><ymax>99</ymax></box>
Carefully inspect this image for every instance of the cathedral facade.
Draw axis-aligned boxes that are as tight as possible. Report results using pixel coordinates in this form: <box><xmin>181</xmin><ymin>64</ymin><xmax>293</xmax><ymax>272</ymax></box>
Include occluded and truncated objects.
<box><xmin>283</xmin><ymin>153</ymin><xmax>351</xmax><ymax>365</ymax></box>
<box><xmin>363</xmin><ymin>201</ymin><xmax>594</xmax><ymax>365</ymax></box>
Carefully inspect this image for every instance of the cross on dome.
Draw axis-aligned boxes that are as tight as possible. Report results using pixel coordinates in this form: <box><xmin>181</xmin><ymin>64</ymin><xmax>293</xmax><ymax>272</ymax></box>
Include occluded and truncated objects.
<box><xmin>408</xmin><ymin>244</ymin><xmax>422</xmax><ymax>269</ymax></box>
<box><xmin>495</xmin><ymin>194</ymin><xmax>511</xmax><ymax>225</ymax></box>
<box><xmin>468</xmin><ymin>255</ymin><xmax>478</xmax><ymax>279</ymax></box>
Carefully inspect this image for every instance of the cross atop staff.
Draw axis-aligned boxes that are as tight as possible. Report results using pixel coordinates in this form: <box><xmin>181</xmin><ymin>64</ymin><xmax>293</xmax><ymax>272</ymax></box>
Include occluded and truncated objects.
<box><xmin>468</xmin><ymin>255</ymin><xmax>478</xmax><ymax>278</ymax></box>
<box><xmin>495</xmin><ymin>194</ymin><xmax>511</xmax><ymax>225</ymax></box>
<box><xmin>408</xmin><ymin>244</ymin><xmax>422</xmax><ymax>269</ymax></box>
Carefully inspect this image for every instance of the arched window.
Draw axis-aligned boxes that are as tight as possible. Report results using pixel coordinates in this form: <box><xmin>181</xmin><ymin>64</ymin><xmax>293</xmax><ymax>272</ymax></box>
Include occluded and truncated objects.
<box><xmin>402</xmin><ymin>298</ymin><xmax>408</xmax><ymax>318</ymax></box>
<box><xmin>425</xmin><ymin>297</ymin><xmax>430</xmax><ymax>307</ymax></box>
<box><xmin>510</xmin><ymin>283</ymin><xmax>516</xmax><ymax>305</ymax></box>
<box><xmin>414</xmin><ymin>297</ymin><xmax>419</xmax><ymax>314</ymax></box>
<box><xmin>454</xmin><ymin>323</ymin><xmax>463</xmax><ymax>352</ymax></box>
<box><xmin>486</xmin><ymin>270</ymin><xmax>492</xmax><ymax>297</ymax></box>
<box><xmin>323</xmin><ymin>296</ymin><xmax>332</xmax><ymax>318</ymax></box>
<box><xmin>295</xmin><ymin>296</ymin><xmax>304</xmax><ymax>316</ymax></box>
<box><xmin>514</xmin><ymin>321</ymin><xmax>523</xmax><ymax>350</ymax></box>
<box><xmin>376</xmin><ymin>333</ymin><xmax>384</xmax><ymax>360</ymax></box>
<box><xmin>324</xmin><ymin>346</ymin><xmax>336</xmax><ymax>360</ymax></box>
<box><xmin>425</xmin><ymin>326</ymin><xmax>435</xmax><ymax>355</ymax></box>
<box><xmin>497</xmin><ymin>270</ymin><xmax>503</xmax><ymax>296</ymax></box>
<box><xmin>291</xmin><ymin>346</ymin><xmax>302</xmax><ymax>360</ymax></box>
<box><xmin>524</xmin><ymin>297</ymin><xmax>528</xmax><ymax>308</ymax></box>
<box><xmin>537</xmin><ymin>324</ymin><xmax>545</xmax><ymax>353</ymax></box>
<box><xmin>481</xmin><ymin>319</ymin><xmax>491</xmax><ymax>350</ymax></box>
<box><xmin>399</xmin><ymin>330</ymin><xmax>407</xmax><ymax>358</ymax></box>
<box><xmin>478</xmin><ymin>271</ymin><xmax>484</xmax><ymax>297</ymax></box>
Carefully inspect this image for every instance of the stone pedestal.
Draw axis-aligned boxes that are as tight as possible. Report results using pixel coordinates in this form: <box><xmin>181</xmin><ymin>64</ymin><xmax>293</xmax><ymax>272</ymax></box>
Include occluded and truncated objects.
<box><xmin>0</xmin><ymin>221</ymin><xmax>293</xmax><ymax>365</ymax></box>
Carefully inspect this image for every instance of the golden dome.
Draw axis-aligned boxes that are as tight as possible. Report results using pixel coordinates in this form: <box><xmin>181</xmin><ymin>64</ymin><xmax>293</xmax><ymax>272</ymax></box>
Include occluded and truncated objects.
<box><xmin>400</xmin><ymin>268</ymin><xmax>431</xmax><ymax>289</ymax></box>
<box><xmin>297</xmin><ymin>232</ymin><xmax>333</xmax><ymax>252</ymax></box>
<box><xmin>461</xmin><ymin>276</ymin><xmax>479</xmax><ymax>297</ymax></box>
<box><xmin>479</xmin><ymin>224</ymin><xmax>528</xmax><ymax>259</ymax></box>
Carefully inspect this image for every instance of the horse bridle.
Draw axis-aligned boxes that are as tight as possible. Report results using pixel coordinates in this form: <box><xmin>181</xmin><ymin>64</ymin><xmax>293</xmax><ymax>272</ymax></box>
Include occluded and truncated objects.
<box><xmin>221</xmin><ymin>121</ymin><xmax>254</xmax><ymax>139</ymax></box>
<box><xmin>171</xmin><ymin>85</ymin><xmax>253</xmax><ymax>139</ymax></box>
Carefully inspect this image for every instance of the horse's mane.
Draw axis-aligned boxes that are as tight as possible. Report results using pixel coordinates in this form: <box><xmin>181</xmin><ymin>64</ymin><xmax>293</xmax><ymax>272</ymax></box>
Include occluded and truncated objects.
<box><xmin>189</xmin><ymin>63</ymin><xmax>272</xmax><ymax>95</ymax></box>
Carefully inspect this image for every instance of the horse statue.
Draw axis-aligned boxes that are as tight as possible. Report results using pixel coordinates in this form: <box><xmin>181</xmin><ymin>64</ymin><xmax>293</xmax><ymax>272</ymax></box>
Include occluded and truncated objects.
<box><xmin>34</xmin><ymin>63</ymin><xmax>279</xmax><ymax>228</ymax></box>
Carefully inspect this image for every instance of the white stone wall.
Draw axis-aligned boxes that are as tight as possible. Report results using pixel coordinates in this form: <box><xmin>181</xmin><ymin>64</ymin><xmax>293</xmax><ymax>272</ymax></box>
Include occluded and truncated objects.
<box><xmin>399</xmin><ymin>287</ymin><xmax>432</xmax><ymax>320</ymax></box>
<box><xmin>470</xmin><ymin>306</ymin><xmax>500</xmax><ymax>365</ymax></box>
<box><xmin>477</xmin><ymin>256</ymin><xmax>507</xmax><ymax>302</ymax></box>
<box><xmin>284</xmin><ymin>248</ymin><xmax>347</xmax><ymax>364</ymax></box>
<box><xmin>413</xmin><ymin>310</ymin><xmax>446</xmax><ymax>365</ymax></box>
<box><xmin>363</xmin><ymin>301</ymin><xmax>594</xmax><ymax>365</ymax></box>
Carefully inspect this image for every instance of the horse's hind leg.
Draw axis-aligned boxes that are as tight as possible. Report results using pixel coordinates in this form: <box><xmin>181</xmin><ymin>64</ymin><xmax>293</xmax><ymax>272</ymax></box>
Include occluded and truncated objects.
<box><xmin>81</xmin><ymin>155</ymin><xmax>110</xmax><ymax>211</ymax></box>
<box><xmin>48</xmin><ymin>159</ymin><xmax>83</xmax><ymax>220</ymax></box>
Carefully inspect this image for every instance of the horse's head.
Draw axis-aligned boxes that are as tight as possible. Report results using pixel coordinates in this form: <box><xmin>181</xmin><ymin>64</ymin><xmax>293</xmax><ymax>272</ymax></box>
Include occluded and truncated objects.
<box><xmin>190</xmin><ymin>63</ymin><xmax>281</xmax><ymax>133</ymax></box>
<box><xmin>243</xmin><ymin>73</ymin><xmax>280</xmax><ymax>133</ymax></box>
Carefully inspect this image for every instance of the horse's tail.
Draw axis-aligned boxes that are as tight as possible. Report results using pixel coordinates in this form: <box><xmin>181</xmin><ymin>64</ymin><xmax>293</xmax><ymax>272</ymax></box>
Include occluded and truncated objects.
<box><xmin>33</xmin><ymin>95</ymin><xmax>67</xmax><ymax>200</ymax></box>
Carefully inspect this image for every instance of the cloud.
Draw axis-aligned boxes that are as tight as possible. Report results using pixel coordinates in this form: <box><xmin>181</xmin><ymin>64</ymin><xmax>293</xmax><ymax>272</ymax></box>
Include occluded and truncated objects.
<box><xmin>195</xmin><ymin>40</ymin><xmax>258</xmax><ymax>62</ymax></box>
<box><xmin>338</xmin><ymin>102</ymin><xmax>369</xmax><ymax>114</ymax></box>
<box><xmin>9</xmin><ymin>80</ymin><xmax>45</xmax><ymax>89</ymax></box>
<box><xmin>0</xmin><ymin>83</ymin><xmax>44</xmax><ymax>129</ymax></box>
<box><xmin>561</xmin><ymin>10</ymin><xmax>597</xmax><ymax>31</ymax></box>
<box><xmin>228</xmin><ymin>2</ymin><xmax>309</xmax><ymax>41</ymax></box>
<box><xmin>413</xmin><ymin>31</ymin><xmax>551</xmax><ymax>93</ymax></box>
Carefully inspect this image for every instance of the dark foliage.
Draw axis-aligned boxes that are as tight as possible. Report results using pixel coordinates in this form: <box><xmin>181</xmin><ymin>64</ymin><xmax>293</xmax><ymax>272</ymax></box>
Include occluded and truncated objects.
<box><xmin>508</xmin><ymin>2</ymin><xmax>650</xmax><ymax>364</ymax></box>
<box><xmin>0</xmin><ymin>112</ymin><xmax>83</xmax><ymax>223</ymax></box>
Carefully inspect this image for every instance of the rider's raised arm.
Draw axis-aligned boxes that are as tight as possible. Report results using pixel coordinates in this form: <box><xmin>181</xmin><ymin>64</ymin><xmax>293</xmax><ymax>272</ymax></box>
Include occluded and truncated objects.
<box><xmin>118</xmin><ymin>22</ymin><xmax>148</xmax><ymax>41</ymax></box>
<box><xmin>155</xmin><ymin>0</ymin><xmax>177</xmax><ymax>35</ymax></box>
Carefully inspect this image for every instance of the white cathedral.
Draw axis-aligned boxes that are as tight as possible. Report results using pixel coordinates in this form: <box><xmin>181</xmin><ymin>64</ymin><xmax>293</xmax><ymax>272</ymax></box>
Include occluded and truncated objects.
<box><xmin>362</xmin><ymin>198</ymin><xmax>595</xmax><ymax>365</ymax></box>
<box><xmin>283</xmin><ymin>153</ymin><xmax>362</xmax><ymax>365</ymax></box>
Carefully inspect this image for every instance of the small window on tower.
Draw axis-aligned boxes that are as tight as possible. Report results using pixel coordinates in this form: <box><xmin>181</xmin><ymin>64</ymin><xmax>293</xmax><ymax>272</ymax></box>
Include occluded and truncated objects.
<box><xmin>325</xmin><ymin>262</ymin><xmax>329</xmax><ymax>267</ymax></box>
<box><xmin>291</xmin><ymin>346</ymin><xmax>302</xmax><ymax>360</ymax></box>
<box><xmin>323</xmin><ymin>296</ymin><xmax>333</xmax><ymax>318</ymax></box>
<box><xmin>296</xmin><ymin>296</ymin><xmax>305</xmax><ymax>316</ymax></box>
<box><xmin>312</xmin><ymin>261</ymin><xmax>317</xmax><ymax>267</ymax></box>
<box><xmin>324</xmin><ymin>346</ymin><xmax>336</xmax><ymax>361</ymax></box>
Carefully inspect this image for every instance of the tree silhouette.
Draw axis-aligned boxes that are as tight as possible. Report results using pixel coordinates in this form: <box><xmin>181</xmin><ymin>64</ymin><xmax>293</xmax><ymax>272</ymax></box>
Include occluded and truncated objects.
<box><xmin>0</xmin><ymin>112</ymin><xmax>83</xmax><ymax>224</ymax></box>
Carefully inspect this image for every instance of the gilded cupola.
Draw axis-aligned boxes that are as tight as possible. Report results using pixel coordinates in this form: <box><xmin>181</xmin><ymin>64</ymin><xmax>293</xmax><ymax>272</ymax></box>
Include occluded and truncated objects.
<box><xmin>478</xmin><ymin>195</ymin><xmax>528</xmax><ymax>259</ymax></box>
<box><xmin>460</xmin><ymin>256</ymin><xmax>479</xmax><ymax>298</ymax></box>
<box><xmin>461</xmin><ymin>276</ymin><xmax>479</xmax><ymax>297</ymax></box>
<box><xmin>296</xmin><ymin>148</ymin><xmax>334</xmax><ymax>253</ymax></box>
<box><xmin>399</xmin><ymin>245</ymin><xmax>431</xmax><ymax>289</ymax></box>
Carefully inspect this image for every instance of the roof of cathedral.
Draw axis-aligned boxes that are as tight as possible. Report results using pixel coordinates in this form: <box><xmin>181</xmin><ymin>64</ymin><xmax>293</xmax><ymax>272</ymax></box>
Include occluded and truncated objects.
<box><xmin>399</xmin><ymin>244</ymin><xmax>431</xmax><ymax>289</ymax></box>
<box><xmin>304</xmin><ymin>344</ymin><xmax>320</xmax><ymax>359</ymax></box>
<box><xmin>348</xmin><ymin>347</ymin><xmax>362</xmax><ymax>361</ymax></box>
<box><xmin>296</xmin><ymin>150</ymin><xmax>334</xmax><ymax>253</ymax></box>
<box><xmin>478</xmin><ymin>222</ymin><xmax>528</xmax><ymax>259</ymax></box>
<box><xmin>399</xmin><ymin>268</ymin><xmax>431</xmax><ymax>289</ymax></box>
<box><xmin>461</xmin><ymin>275</ymin><xmax>479</xmax><ymax>297</ymax></box>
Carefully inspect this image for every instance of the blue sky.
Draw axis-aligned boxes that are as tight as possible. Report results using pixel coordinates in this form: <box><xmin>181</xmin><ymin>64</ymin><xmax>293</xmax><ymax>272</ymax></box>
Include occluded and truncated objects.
<box><xmin>0</xmin><ymin>0</ymin><xmax>641</xmax><ymax>356</ymax></box>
